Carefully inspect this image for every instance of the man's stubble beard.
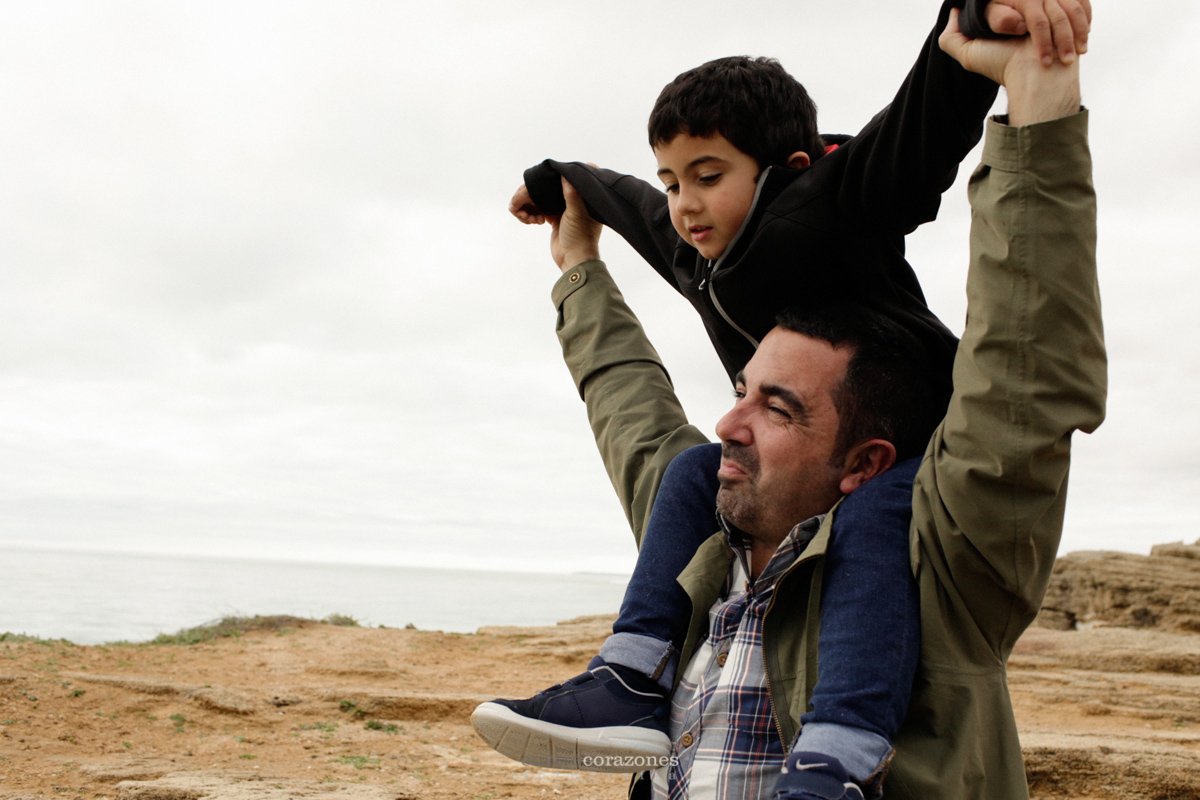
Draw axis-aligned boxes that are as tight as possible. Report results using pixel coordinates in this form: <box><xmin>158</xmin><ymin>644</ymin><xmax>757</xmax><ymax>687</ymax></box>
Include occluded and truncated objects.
<box><xmin>716</xmin><ymin>442</ymin><xmax>761</xmax><ymax>534</ymax></box>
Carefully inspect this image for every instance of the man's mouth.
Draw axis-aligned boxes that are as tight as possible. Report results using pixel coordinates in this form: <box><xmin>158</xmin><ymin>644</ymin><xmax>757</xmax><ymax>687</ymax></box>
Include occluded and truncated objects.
<box><xmin>717</xmin><ymin>459</ymin><xmax>745</xmax><ymax>481</ymax></box>
<box><xmin>719</xmin><ymin>443</ymin><xmax>757</xmax><ymax>479</ymax></box>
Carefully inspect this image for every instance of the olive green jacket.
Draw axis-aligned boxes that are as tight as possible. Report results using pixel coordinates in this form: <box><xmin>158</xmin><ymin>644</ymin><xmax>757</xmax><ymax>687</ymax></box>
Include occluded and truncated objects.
<box><xmin>550</xmin><ymin>111</ymin><xmax>1105</xmax><ymax>799</ymax></box>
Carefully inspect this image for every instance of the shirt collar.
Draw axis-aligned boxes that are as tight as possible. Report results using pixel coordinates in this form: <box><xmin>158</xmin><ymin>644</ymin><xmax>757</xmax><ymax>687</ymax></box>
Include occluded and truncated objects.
<box><xmin>718</xmin><ymin>512</ymin><xmax>826</xmax><ymax>593</ymax></box>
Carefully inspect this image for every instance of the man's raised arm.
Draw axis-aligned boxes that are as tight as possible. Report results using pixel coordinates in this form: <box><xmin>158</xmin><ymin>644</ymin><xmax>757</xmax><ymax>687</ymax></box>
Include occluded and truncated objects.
<box><xmin>885</xmin><ymin>18</ymin><xmax>1104</xmax><ymax>795</ymax></box>
<box><xmin>913</xmin><ymin>9</ymin><xmax>1106</xmax><ymax>659</ymax></box>
<box><xmin>546</xmin><ymin>180</ymin><xmax>709</xmax><ymax>545</ymax></box>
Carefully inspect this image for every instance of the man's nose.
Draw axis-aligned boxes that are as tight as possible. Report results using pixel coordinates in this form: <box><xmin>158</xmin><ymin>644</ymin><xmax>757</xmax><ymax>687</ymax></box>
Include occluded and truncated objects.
<box><xmin>715</xmin><ymin>402</ymin><xmax>751</xmax><ymax>444</ymax></box>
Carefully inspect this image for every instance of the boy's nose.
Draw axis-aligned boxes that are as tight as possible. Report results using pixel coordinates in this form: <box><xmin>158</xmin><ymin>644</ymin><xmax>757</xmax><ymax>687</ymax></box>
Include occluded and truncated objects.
<box><xmin>677</xmin><ymin>186</ymin><xmax>702</xmax><ymax>214</ymax></box>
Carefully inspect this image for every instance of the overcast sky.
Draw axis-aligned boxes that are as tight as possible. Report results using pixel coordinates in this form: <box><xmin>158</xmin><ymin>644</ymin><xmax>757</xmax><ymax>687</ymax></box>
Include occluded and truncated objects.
<box><xmin>1</xmin><ymin>1</ymin><xmax>1197</xmax><ymax>576</ymax></box>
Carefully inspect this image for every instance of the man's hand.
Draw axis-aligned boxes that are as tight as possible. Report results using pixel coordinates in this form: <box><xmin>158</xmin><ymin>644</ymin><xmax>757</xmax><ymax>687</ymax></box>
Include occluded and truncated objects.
<box><xmin>508</xmin><ymin>183</ymin><xmax>547</xmax><ymax>225</ymax></box>
<box><xmin>550</xmin><ymin>178</ymin><xmax>602</xmax><ymax>273</ymax></box>
<box><xmin>984</xmin><ymin>0</ymin><xmax>1091</xmax><ymax>67</ymax></box>
<box><xmin>941</xmin><ymin>7</ymin><xmax>1081</xmax><ymax>125</ymax></box>
<box><xmin>509</xmin><ymin>163</ymin><xmax>602</xmax><ymax>226</ymax></box>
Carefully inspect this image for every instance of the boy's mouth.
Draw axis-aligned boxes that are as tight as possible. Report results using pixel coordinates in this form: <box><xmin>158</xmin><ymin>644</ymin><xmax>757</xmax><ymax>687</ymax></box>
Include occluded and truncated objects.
<box><xmin>689</xmin><ymin>225</ymin><xmax>713</xmax><ymax>243</ymax></box>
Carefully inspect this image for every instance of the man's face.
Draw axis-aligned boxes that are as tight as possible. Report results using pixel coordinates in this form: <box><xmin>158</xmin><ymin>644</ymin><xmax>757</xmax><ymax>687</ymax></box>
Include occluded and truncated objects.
<box><xmin>714</xmin><ymin>327</ymin><xmax>851</xmax><ymax>545</ymax></box>
<box><xmin>653</xmin><ymin>132</ymin><xmax>760</xmax><ymax>261</ymax></box>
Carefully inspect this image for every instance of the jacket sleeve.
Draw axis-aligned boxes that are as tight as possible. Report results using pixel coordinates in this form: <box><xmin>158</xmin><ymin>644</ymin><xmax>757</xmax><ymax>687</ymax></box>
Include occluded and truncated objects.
<box><xmin>552</xmin><ymin>261</ymin><xmax>711</xmax><ymax>544</ymax></box>
<box><xmin>912</xmin><ymin>110</ymin><xmax>1106</xmax><ymax>663</ymax></box>
<box><xmin>526</xmin><ymin>161</ymin><xmax>682</xmax><ymax>290</ymax></box>
<box><xmin>828</xmin><ymin>0</ymin><xmax>1000</xmax><ymax>233</ymax></box>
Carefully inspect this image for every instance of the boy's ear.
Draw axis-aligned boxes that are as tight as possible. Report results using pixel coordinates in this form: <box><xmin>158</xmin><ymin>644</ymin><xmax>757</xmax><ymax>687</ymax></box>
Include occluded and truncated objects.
<box><xmin>786</xmin><ymin>151</ymin><xmax>811</xmax><ymax>169</ymax></box>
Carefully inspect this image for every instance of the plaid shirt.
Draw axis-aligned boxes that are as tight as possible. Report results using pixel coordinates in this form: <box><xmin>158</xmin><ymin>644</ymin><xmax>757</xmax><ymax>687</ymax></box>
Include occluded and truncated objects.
<box><xmin>651</xmin><ymin>515</ymin><xmax>823</xmax><ymax>800</ymax></box>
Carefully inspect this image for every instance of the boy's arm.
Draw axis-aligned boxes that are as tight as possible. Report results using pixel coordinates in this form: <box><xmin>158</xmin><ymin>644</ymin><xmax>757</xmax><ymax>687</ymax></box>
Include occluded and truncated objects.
<box><xmin>913</xmin><ymin>18</ymin><xmax>1105</xmax><ymax>659</ymax></box>
<box><xmin>827</xmin><ymin>0</ymin><xmax>997</xmax><ymax>232</ymax></box>
<box><xmin>828</xmin><ymin>0</ymin><xmax>1086</xmax><ymax>233</ymax></box>
<box><xmin>524</xmin><ymin>160</ymin><xmax>681</xmax><ymax>289</ymax></box>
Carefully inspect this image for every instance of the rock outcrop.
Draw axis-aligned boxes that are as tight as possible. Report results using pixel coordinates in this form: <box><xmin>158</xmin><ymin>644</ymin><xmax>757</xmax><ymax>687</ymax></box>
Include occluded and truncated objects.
<box><xmin>1036</xmin><ymin>539</ymin><xmax>1200</xmax><ymax>632</ymax></box>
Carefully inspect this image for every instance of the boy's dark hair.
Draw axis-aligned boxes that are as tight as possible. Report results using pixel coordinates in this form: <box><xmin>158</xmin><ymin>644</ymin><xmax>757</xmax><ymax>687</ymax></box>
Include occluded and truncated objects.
<box><xmin>776</xmin><ymin>303</ymin><xmax>950</xmax><ymax>462</ymax></box>
<box><xmin>648</xmin><ymin>56</ymin><xmax>824</xmax><ymax>168</ymax></box>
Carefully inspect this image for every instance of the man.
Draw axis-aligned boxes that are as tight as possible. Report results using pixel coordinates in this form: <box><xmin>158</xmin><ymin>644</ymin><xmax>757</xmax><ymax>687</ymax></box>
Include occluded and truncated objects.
<box><xmin>523</xmin><ymin>9</ymin><xmax>1104</xmax><ymax>798</ymax></box>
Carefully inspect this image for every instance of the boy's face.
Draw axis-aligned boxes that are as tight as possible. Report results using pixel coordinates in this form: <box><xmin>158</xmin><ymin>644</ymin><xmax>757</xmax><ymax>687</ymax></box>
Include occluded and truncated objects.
<box><xmin>654</xmin><ymin>132</ymin><xmax>760</xmax><ymax>262</ymax></box>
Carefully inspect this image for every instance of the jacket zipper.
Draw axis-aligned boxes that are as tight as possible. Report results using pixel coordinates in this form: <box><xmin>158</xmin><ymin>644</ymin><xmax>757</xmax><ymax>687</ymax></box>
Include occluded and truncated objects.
<box><xmin>700</xmin><ymin>167</ymin><xmax>774</xmax><ymax>350</ymax></box>
<box><xmin>709</xmin><ymin>276</ymin><xmax>759</xmax><ymax>350</ymax></box>
<box><xmin>760</xmin><ymin>591</ymin><xmax>788</xmax><ymax>747</ymax></box>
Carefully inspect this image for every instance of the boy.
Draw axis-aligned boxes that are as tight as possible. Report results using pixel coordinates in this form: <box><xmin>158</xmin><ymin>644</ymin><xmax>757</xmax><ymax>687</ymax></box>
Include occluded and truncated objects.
<box><xmin>473</xmin><ymin>1</ymin><xmax>1089</xmax><ymax>796</ymax></box>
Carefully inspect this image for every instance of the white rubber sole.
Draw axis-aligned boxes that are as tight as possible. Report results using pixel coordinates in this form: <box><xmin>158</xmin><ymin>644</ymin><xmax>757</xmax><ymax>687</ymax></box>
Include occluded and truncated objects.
<box><xmin>470</xmin><ymin>701</ymin><xmax>671</xmax><ymax>773</ymax></box>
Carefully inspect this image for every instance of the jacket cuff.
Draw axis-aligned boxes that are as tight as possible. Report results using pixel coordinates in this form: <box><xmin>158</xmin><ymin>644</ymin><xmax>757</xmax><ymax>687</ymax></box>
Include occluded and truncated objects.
<box><xmin>550</xmin><ymin>258</ymin><xmax>604</xmax><ymax>308</ymax></box>
<box><xmin>983</xmin><ymin>109</ymin><xmax>1089</xmax><ymax>173</ymax></box>
<box><xmin>552</xmin><ymin>260</ymin><xmax>667</xmax><ymax>399</ymax></box>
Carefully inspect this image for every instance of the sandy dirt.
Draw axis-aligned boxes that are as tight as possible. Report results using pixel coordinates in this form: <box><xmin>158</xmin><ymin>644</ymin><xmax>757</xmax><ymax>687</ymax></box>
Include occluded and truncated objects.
<box><xmin>1</xmin><ymin>612</ymin><xmax>1198</xmax><ymax>800</ymax></box>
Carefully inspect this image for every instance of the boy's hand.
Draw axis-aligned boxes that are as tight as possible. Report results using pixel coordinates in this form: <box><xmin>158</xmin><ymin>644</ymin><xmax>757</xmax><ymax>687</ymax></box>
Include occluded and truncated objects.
<box><xmin>983</xmin><ymin>0</ymin><xmax>1091</xmax><ymax>66</ymax></box>
<box><xmin>550</xmin><ymin>178</ymin><xmax>602</xmax><ymax>273</ymax></box>
<box><xmin>509</xmin><ymin>183</ymin><xmax>547</xmax><ymax>225</ymax></box>
<box><xmin>941</xmin><ymin>8</ymin><xmax>1081</xmax><ymax>125</ymax></box>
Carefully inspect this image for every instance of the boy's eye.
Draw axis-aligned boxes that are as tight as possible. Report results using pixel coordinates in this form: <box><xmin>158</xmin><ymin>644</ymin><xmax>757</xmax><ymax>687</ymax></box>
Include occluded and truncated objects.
<box><xmin>663</xmin><ymin>182</ymin><xmax>679</xmax><ymax>194</ymax></box>
<box><xmin>698</xmin><ymin>173</ymin><xmax>721</xmax><ymax>185</ymax></box>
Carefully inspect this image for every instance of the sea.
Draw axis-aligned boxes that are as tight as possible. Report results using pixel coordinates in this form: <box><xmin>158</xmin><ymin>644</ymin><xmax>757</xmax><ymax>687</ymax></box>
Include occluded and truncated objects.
<box><xmin>0</xmin><ymin>546</ymin><xmax>628</xmax><ymax>645</ymax></box>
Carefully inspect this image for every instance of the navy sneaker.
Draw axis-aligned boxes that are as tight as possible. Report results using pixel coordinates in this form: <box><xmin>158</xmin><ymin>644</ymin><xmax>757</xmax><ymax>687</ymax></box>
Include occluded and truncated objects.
<box><xmin>470</xmin><ymin>658</ymin><xmax>671</xmax><ymax>772</ymax></box>
<box><xmin>773</xmin><ymin>752</ymin><xmax>865</xmax><ymax>800</ymax></box>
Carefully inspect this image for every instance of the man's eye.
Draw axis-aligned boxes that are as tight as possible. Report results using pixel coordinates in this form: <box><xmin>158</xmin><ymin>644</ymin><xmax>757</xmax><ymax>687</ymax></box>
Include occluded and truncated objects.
<box><xmin>768</xmin><ymin>405</ymin><xmax>791</xmax><ymax>420</ymax></box>
<box><xmin>732</xmin><ymin>388</ymin><xmax>746</xmax><ymax>400</ymax></box>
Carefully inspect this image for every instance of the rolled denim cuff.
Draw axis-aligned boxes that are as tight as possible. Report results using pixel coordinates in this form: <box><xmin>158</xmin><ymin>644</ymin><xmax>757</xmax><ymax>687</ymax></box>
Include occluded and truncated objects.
<box><xmin>599</xmin><ymin>632</ymin><xmax>677</xmax><ymax>691</ymax></box>
<box><xmin>795</xmin><ymin>722</ymin><xmax>893</xmax><ymax>792</ymax></box>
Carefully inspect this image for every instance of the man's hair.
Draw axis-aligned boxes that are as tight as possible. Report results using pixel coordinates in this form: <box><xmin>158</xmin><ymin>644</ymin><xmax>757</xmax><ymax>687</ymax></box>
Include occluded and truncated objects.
<box><xmin>776</xmin><ymin>304</ymin><xmax>950</xmax><ymax>462</ymax></box>
<box><xmin>648</xmin><ymin>56</ymin><xmax>824</xmax><ymax>168</ymax></box>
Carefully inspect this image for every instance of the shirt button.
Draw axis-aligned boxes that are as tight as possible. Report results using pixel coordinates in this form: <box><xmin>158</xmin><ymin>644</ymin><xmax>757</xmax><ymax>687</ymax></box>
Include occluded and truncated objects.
<box><xmin>680</xmin><ymin>732</ymin><xmax>694</xmax><ymax>748</ymax></box>
<box><xmin>569</xmin><ymin>272</ymin><xmax>581</xmax><ymax>283</ymax></box>
<box><xmin>717</xmin><ymin>652</ymin><xmax>728</xmax><ymax>668</ymax></box>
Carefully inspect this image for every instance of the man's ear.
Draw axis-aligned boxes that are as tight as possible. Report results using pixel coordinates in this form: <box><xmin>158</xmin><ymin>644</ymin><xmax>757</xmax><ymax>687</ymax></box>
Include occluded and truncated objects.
<box><xmin>838</xmin><ymin>439</ymin><xmax>897</xmax><ymax>495</ymax></box>
<box><xmin>785</xmin><ymin>150</ymin><xmax>811</xmax><ymax>169</ymax></box>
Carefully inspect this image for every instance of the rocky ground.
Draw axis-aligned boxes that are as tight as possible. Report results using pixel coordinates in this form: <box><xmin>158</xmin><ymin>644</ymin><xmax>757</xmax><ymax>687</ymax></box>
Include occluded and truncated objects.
<box><xmin>2</xmin><ymin>542</ymin><xmax>1199</xmax><ymax>800</ymax></box>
